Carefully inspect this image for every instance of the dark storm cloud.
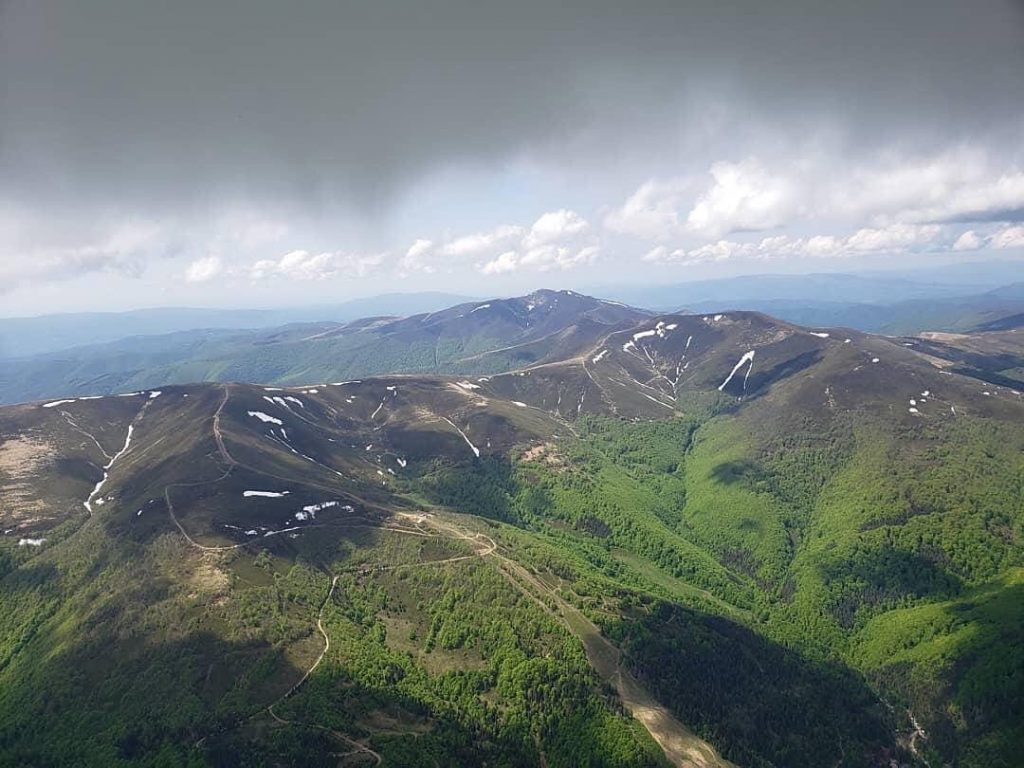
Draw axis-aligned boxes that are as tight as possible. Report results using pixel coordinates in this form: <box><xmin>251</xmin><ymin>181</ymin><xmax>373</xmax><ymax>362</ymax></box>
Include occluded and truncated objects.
<box><xmin>1</xmin><ymin>0</ymin><xmax>1022</xmax><ymax>209</ymax></box>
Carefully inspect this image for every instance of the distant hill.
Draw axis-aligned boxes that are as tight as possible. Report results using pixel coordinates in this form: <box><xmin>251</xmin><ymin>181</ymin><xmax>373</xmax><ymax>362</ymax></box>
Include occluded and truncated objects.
<box><xmin>0</xmin><ymin>291</ymin><xmax>474</xmax><ymax>359</ymax></box>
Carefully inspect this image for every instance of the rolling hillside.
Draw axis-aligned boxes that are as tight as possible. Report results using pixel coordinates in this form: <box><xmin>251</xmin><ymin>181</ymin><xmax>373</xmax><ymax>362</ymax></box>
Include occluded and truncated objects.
<box><xmin>1</xmin><ymin>298</ymin><xmax>1022</xmax><ymax>766</ymax></box>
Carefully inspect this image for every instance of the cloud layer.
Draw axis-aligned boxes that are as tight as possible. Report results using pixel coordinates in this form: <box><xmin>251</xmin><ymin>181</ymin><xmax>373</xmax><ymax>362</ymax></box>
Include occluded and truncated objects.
<box><xmin>1</xmin><ymin>1</ymin><xmax>1022</xmax><ymax>309</ymax></box>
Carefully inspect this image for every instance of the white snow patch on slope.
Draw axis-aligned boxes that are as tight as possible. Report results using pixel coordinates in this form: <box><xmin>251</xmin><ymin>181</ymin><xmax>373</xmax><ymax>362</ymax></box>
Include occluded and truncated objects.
<box><xmin>512</xmin><ymin>401</ymin><xmax>527</xmax><ymax>407</ymax></box>
<box><xmin>148</xmin><ymin>390</ymin><xmax>162</xmax><ymax>399</ymax></box>
<box><xmin>809</xmin><ymin>332</ymin><xmax>830</xmax><ymax>338</ymax></box>
<box><xmin>456</xmin><ymin>381</ymin><xmax>480</xmax><ymax>390</ymax></box>
<box><xmin>442</xmin><ymin>417</ymin><xmax>480</xmax><ymax>457</ymax></box>
<box><xmin>296</xmin><ymin>500</ymin><xmax>340</xmax><ymax>521</ymax></box>
<box><xmin>84</xmin><ymin>421</ymin><xmax>137</xmax><ymax>513</ymax></box>
<box><xmin>248</xmin><ymin>411</ymin><xmax>283</xmax><ymax>425</ymax></box>
<box><xmin>244</xmin><ymin>490</ymin><xmax>290</xmax><ymax>498</ymax></box>
<box><xmin>42</xmin><ymin>399</ymin><xmax>76</xmax><ymax>408</ymax></box>
<box><xmin>718</xmin><ymin>351</ymin><xmax>756</xmax><ymax>392</ymax></box>
<box><xmin>470</xmin><ymin>303</ymin><xmax>491</xmax><ymax>313</ymax></box>
<box><xmin>592</xmin><ymin>350</ymin><xmax>608</xmax><ymax>364</ymax></box>
<box><xmin>18</xmin><ymin>538</ymin><xmax>46</xmax><ymax>547</ymax></box>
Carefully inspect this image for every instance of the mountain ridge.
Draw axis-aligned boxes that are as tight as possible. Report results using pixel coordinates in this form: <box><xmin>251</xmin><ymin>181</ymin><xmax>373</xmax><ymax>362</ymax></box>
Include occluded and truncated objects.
<box><xmin>2</xmin><ymin>292</ymin><xmax>1022</xmax><ymax>766</ymax></box>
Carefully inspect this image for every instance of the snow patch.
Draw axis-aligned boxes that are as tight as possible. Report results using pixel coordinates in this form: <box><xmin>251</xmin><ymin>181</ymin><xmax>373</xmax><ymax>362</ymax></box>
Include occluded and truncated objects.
<box><xmin>591</xmin><ymin>350</ymin><xmax>608</xmax><ymax>364</ymax></box>
<box><xmin>809</xmin><ymin>332</ymin><xmax>830</xmax><ymax>338</ymax></box>
<box><xmin>248</xmin><ymin>411</ymin><xmax>283</xmax><ymax>425</ymax></box>
<box><xmin>442</xmin><ymin>417</ymin><xmax>480</xmax><ymax>458</ymax></box>
<box><xmin>18</xmin><ymin>538</ymin><xmax>46</xmax><ymax>547</ymax></box>
<box><xmin>295</xmin><ymin>500</ymin><xmax>340</xmax><ymax>521</ymax></box>
<box><xmin>244</xmin><ymin>490</ymin><xmax>290</xmax><ymax>498</ymax></box>
<box><xmin>42</xmin><ymin>399</ymin><xmax>76</xmax><ymax>408</ymax></box>
<box><xmin>512</xmin><ymin>401</ymin><xmax>527</xmax><ymax>407</ymax></box>
<box><xmin>470</xmin><ymin>303</ymin><xmax>491</xmax><ymax>313</ymax></box>
<box><xmin>718</xmin><ymin>350</ymin><xmax>756</xmax><ymax>392</ymax></box>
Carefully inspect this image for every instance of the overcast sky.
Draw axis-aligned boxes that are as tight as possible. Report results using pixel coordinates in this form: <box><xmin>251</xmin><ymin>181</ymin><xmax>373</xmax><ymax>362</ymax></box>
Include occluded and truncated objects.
<box><xmin>2</xmin><ymin>0</ymin><xmax>1023</xmax><ymax>315</ymax></box>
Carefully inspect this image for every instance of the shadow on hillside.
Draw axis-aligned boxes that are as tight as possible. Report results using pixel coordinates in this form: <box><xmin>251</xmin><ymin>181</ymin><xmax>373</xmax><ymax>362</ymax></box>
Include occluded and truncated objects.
<box><xmin>0</xmin><ymin>558</ymin><xmax>58</xmax><ymax>591</ymax></box>
<box><xmin>613</xmin><ymin>599</ymin><xmax>905</xmax><ymax>768</ymax></box>
<box><xmin>866</xmin><ymin>577</ymin><xmax>1024</xmax><ymax>766</ymax></box>
<box><xmin>820</xmin><ymin>546</ymin><xmax>962</xmax><ymax>628</ymax></box>
<box><xmin>709</xmin><ymin>459</ymin><xmax>765</xmax><ymax>487</ymax></box>
<box><xmin>745</xmin><ymin>348</ymin><xmax>823</xmax><ymax>397</ymax></box>
<box><xmin>414</xmin><ymin>455</ymin><xmax>526</xmax><ymax>526</ymax></box>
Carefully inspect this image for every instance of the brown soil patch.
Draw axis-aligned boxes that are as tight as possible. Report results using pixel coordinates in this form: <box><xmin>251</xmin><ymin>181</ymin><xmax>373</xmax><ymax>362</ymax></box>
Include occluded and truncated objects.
<box><xmin>0</xmin><ymin>436</ymin><xmax>57</xmax><ymax>528</ymax></box>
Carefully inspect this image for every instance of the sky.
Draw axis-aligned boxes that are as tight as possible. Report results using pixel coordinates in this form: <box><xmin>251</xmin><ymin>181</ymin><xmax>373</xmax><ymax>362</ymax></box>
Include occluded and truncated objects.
<box><xmin>1</xmin><ymin>0</ymin><xmax>1023</xmax><ymax>316</ymax></box>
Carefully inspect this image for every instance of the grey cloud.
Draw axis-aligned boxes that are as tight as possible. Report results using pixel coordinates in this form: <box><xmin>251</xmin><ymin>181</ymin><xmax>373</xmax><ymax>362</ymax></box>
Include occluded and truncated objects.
<box><xmin>2</xmin><ymin>0</ymin><xmax>1022</xmax><ymax>211</ymax></box>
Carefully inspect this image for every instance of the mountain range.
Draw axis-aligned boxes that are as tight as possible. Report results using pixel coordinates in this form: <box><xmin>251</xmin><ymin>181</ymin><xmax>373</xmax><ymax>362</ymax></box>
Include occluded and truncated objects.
<box><xmin>1</xmin><ymin>290</ymin><xmax>1022</xmax><ymax>767</ymax></box>
<box><xmin>4</xmin><ymin>275</ymin><xmax>1024</xmax><ymax>406</ymax></box>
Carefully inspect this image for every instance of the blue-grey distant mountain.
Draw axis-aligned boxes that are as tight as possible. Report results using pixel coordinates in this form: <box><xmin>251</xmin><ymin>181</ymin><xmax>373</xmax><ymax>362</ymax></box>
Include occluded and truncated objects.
<box><xmin>0</xmin><ymin>290</ymin><xmax>648</xmax><ymax>404</ymax></box>
<box><xmin>0</xmin><ymin>292</ymin><xmax>474</xmax><ymax>359</ymax></box>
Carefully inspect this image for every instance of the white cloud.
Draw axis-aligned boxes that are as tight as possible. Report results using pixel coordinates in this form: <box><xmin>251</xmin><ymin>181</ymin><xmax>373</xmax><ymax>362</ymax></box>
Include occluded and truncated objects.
<box><xmin>404</xmin><ymin>209</ymin><xmax>598</xmax><ymax>276</ymax></box>
<box><xmin>643</xmin><ymin>224</ymin><xmax>948</xmax><ymax>265</ymax></box>
<box><xmin>610</xmin><ymin>148</ymin><xmax>1024</xmax><ymax>253</ymax></box>
<box><xmin>0</xmin><ymin>219</ymin><xmax>163</xmax><ymax>291</ymax></box>
<box><xmin>184</xmin><ymin>255</ymin><xmax>223</xmax><ymax>283</ymax></box>
<box><xmin>479</xmin><ymin>251</ymin><xmax>519</xmax><ymax>275</ymax></box>
<box><xmin>835</xmin><ymin>149</ymin><xmax>1024</xmax><ymax>225</ymax></box>
<box><xmin>398</xmin><ymin>238</ymin><xmax>435</xmax><ymax>275</ymax></box>
<box><xmin>523</xmin><ymin>209</ymin><xmax>590</xmax><ymax>248</ymax></box>
<box><xmin>603</xmin><ymin>178</ymin><xmax>691</xmax><ymax>240</ymax></box>
<box><xmin>441</xmin><ymin>225</ymin><xmax>523</xmax><ymax>258</ymax></box>
<box><xmin>250</xmin><ymin>249</ymin><xmax>386</xmax><ymax>281</ymax></box>
<box><xmin>952</xmin><ymin>230</ymin><xmax>983</xmax><ymax>251</ymax></box>
<box><xmin>991</xmin><ymin>225</ymin><xmax>1024</xmax><ymax>249</ymax></box>
<box><xmin>685</xmin><ymin>160</ymin><xmax>797</xmax><ymax>237</ymax></box>
<box><xmin>844</xmin><ymin>224</ymin><xmax>941</xmax><ymax>253</ymax></box>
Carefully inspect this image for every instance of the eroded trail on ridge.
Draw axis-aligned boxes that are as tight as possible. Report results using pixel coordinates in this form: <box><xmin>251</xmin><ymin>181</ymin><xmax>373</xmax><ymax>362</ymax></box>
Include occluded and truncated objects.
<box><xmin>486</xmin><ymin>547</ymin><xmax>735</xmax><ymax>768</ymax></box>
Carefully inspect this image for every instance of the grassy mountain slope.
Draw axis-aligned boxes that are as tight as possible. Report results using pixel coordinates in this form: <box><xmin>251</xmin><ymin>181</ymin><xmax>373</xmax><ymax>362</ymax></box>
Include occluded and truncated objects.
<box><xmin>2</xmin><ymin>301</ymin><xmax>1022</xmax><ymax>766</ymax></box>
